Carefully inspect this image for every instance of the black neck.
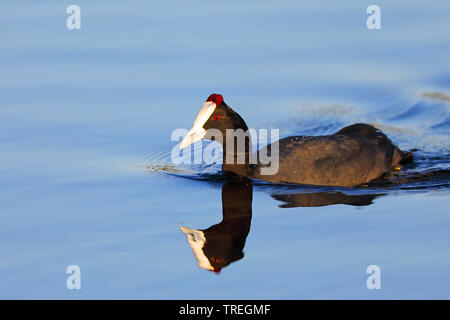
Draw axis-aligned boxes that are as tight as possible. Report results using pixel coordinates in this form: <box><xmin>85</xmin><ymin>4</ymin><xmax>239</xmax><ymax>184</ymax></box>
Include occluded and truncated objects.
<box><xmin>221</xmin><ymin>130</ymin><xmax>254</xmax><ymax>178</ymax></box>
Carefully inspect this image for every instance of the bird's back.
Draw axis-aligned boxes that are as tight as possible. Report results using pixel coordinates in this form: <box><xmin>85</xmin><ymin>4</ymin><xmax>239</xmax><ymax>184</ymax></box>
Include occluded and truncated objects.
<box><xmin>254</xmin><ymin>124</ymin><xmax>404</xmax><ymax>186</ymax></box>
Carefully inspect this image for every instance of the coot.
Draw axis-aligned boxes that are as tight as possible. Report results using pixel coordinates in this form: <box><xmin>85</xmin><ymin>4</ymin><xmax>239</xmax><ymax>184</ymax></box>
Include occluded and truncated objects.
<box><xmin>179</xmin><ymin>94</ymin><xmax>412</xmax><ymax>187</ymax></box>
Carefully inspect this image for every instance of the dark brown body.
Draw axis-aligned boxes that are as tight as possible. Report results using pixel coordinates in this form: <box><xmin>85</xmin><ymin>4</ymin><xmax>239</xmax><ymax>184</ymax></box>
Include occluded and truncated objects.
<box><xmin>240</xmin><ymin>124</ymin><xmax>405</xmax><ymax>187</ymax></box>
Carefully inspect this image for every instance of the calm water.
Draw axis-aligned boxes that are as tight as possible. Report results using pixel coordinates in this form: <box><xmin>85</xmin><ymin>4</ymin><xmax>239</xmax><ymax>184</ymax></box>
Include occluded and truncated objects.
<box><xmin>1</xmin><ymin>1</ymin><xmax>449</xmax><ymax>299</ymax></box>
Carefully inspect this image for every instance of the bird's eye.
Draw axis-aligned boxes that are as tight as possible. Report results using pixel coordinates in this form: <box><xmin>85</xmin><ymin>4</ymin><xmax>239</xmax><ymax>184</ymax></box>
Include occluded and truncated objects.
<box><xmin>213</xmin><ymin>115</ymin><xmax>222</xmax><ymax>120</ymax></box>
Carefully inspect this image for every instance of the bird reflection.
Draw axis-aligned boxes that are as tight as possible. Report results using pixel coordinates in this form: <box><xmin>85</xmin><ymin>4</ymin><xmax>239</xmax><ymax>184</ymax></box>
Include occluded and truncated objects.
<box><xmin>180</xmin><ymin>177</ymin><xmax>253</xmax><ymax>273</ymax></box>
<box><xmin>180</xmin><ymin>177</ymin><xmax>384</xmax><ymax>273</ymax></box>
<box><xmin>271</xmin><ymin>191</ymin><xmax>383</xmax><ymax>208</ymax></box>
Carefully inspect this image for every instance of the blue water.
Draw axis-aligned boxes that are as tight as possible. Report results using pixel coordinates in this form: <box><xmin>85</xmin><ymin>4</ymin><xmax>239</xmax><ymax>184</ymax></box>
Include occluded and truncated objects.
<box><xmin>0</xmin><ymin>0</ymin><xmax>449</xmax><ymax>299</ymax></box>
